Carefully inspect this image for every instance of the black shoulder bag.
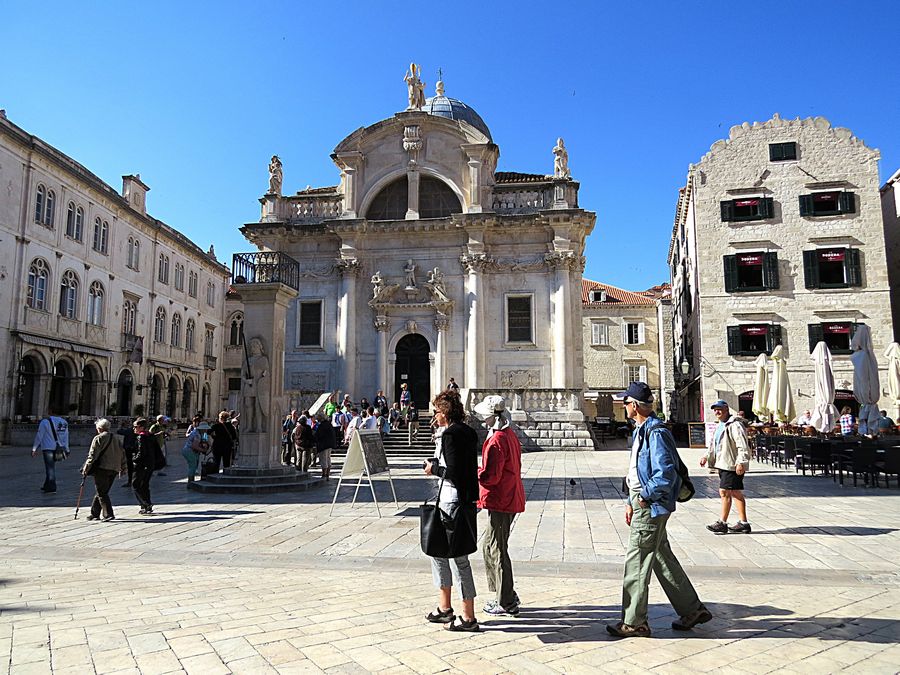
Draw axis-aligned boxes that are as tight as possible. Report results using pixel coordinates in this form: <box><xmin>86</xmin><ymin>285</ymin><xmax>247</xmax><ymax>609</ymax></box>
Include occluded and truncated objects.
<box><xmin>48</xmin><ymin>418</ymin><xmax>67</xmax><ymax>461</ymax></box>
<box><xmin>420</xmin><ymin>440</ymin><xmax>478</xmax><ymax>558</ymax></box>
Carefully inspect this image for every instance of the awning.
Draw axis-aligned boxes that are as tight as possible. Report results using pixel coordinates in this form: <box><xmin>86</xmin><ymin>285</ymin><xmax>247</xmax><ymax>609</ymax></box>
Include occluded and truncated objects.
<box><xmin>17</xmin><ymin>332</ymin><xmax>111</xmax><ymax>358</ymax></box>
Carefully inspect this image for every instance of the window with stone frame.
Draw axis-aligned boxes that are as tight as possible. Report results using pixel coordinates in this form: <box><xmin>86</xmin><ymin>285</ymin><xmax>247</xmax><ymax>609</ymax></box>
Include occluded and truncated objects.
<box><xmin>506</xmin><ymin>294</ymin><xmax>533</xmax><ymax>343</ymax></box>
<box><xmin>171</xmin><ymin>313</ymin><xmax>182</xmax><ymax>347</ymax></box>
<box><xmin>65</xmin><ymin>202</ymin><xmax>84</xmax><ymax>241</ymax></box>
<box><xmin>174</xmin><ymin>263</ymin><xmax>185</xmax><ymax>291</ymax></box>
<box><xmin>127</xmin><ymin>237</ymin><xmax>140</xmax><ymax>270</ymax></box>
<box><xmin>185</xmin><ymin>319</ymin><xmax>196</xmax><ymax>352</ymax></box>
<box><xmin>726</xmin><ymin>324</ymin><xmax>782</xmax><ymax>356</ymax></box>
<box><xmin>802</xmin><ymin>248</ymin><xmax>862</xmax><ymax>289</ymax></box>
<box><xmin>590</xmin><ymin>321</ymin><xmax>608</xmax><ymax>346</ymax></box>
<box><xmin>723</xmin><ymin>252</ymin><xmax>779</xmax><ymax>292</ymax></box>
<box><xmin>624</xmin><ymin>363</ymin><xmax>647</xmax><ymax>385</ymax></box>
<box><xmin>35</xmin><ymin>185</ymin><xmax>55</xmax><ymax>227</ymax></box>
<box><xmin>808</xmin><ymin>322</ymin><xmax>861</xmax><ymax>355</ymax></box>
<box><xmin>204</xmin><ymin>328</ymin><xmax>215</xmax><ymax>357</ymax></box>
<box><xmin>158</xmin><ymin>254</ymin><xmax>170</xmax><ymax>284</ymax></box>
<box><xmin>799</xmin><ymin>191</ymin><xmax>856</xmax><ymax>217</ymax></box>
<box><xmin>623</xmin><ymin>321</ymin><xmax>645</xmax><ymax>345</ymax></box>
<box><xmin>87</xmin><ymin>281</ymin><xmax>104</xmax><ymax>325</ymax></box>
<box><xmin>418</xmin><ymin>176</ymin><xmax>462</xmax><ymax>219</ymax></box>
<box><xmin>720</xmin><ymin>197</ymin><xmax>774</xmax><ymax>222</ymax></box>
<box><xmin>27</xmin><ymin>258</ymin><xmax>50</xmax><ymax>310</ymax></box>
<box><xmin>188</xmin><ymin>270</ymin><xmax>198</xmax><ymax>297</ymax></box>
<box><xmin>154</xmin><ymin>307</ymin><xmax>167</xmax><ymax>343</ymax></box>
<box><xmin>122</xmin><ymin>298</ymin><xmax>138</xmax><ymax>334</ymax></box>
<box><xmin>92</xmin><ymin>218</ymin><xmax>109</xmax><ymax>253</ymax></box>
<box><xmin>769</xmin><ymin>142</ymin><xmax>797</xmax><ymax>161</ymax></box>
<box><xmin>206</xmin><ymin>280</ymin><xmax>215</xmax><ymax>307</ymax></box>
<box><xmin>229</xmin><ymin>313</ymin><xmax>244</xmax><ymax>346</ymax></box>
<box><xmin>298</xmin><ymin>301</ymin><xmax>323</xmax><ymax>347</ymax></box>
<box><xmin>58</xmin><ymin>270</ymin><xmax>79</xmax><ymax>319</ymax></box>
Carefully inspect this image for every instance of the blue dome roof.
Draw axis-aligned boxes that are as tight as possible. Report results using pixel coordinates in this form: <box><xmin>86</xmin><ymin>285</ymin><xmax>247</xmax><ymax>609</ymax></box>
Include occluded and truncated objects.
<box><xmin>422</xmin><ymin>95</ymin><xmax>492</xmax><ymax>141</ymax></box>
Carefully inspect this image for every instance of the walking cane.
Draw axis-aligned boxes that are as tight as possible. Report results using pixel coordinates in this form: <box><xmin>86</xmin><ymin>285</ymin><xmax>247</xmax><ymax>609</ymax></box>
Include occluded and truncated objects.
<box><xmin>74</xmin><ymin>477</ymin><xmax>86</xmax><ymax>520</ymax></box>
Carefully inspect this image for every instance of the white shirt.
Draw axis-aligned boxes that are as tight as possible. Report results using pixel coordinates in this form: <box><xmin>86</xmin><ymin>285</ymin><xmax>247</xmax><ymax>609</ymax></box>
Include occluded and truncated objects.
<box><xmin>361</xmin><ymin>416</ymin><xmax>377</xmax><ymax>430</ymax></box>
<box><xmin>626</xmin><ymin>422</ymin><xmax>642</xmax><ymax>490</ymax></box>
<box><xmin>432</xmin><ymin>426</ymin><xmax>458</xmax><ymax>504</ymax></box>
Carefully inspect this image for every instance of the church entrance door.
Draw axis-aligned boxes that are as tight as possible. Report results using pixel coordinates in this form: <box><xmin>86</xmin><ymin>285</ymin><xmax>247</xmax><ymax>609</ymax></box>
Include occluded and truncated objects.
<box><xmin>395</xmin><ymin>334</ymin><xmax>430</xmax><ymax>408</ymax></box>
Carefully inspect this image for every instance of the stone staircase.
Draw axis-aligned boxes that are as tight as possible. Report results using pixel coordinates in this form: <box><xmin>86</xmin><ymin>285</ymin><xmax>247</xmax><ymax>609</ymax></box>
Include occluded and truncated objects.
<box><xmin>188</xmin><ymin>466</ymin><xmax>323</xmax><ymax>494</ymax></box>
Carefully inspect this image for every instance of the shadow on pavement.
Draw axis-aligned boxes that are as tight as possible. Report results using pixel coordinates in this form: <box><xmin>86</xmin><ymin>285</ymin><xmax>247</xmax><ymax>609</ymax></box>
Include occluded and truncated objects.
<box><xmin>752</xmin><ymin>526</ymin><xmax>899</xmax><ymax>536</ymax></box>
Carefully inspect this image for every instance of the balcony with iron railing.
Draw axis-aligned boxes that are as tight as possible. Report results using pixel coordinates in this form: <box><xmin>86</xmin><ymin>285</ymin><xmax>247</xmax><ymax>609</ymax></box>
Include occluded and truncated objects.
<box><xmin>232</xmin><ymin>251</ymin><xmax>300</xmax><ymax>291</ymax></box>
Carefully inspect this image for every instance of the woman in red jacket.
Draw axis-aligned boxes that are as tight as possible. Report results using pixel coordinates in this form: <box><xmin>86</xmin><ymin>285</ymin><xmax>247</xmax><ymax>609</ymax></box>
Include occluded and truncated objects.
<box><xmin>474</xmin><ymin>395</ymin><xmax>525</xmax><ymax>617</ymax></box>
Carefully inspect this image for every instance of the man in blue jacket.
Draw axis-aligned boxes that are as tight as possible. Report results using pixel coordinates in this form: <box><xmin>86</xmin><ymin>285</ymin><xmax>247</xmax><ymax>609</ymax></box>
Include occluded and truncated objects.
<box><xmin>607</xmin><ymin>382</ymin><xmax>711</xmax><ymax>638</ymax></box>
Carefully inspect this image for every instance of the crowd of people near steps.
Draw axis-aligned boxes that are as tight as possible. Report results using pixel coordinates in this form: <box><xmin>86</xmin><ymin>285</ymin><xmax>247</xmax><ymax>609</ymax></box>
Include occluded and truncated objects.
<box><xmin>32</xmin><ymin>377</ymin><xmax>758</xmax><ymax>638</ymax></box>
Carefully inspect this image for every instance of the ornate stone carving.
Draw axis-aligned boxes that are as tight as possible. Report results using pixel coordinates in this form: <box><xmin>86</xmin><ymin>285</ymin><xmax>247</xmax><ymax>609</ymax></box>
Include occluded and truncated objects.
<box><xmin>459</xmin><ymin>253</ymin><xmax>495</xmax><ymax>274</ymax></box>
<box><xmin>499</xmin><ymin>369</ymin><xmax>541</xmax><ymax>388</ymax></box>
<box><xmin>291</xmin><ymin>371</ymin><xmax>327</xmax><ymax>390</ymax></box>
<box><xmin>403</xmin><ymin>259</ymin><xmax>417</xmax><ymax>289</ymax></box>
<box><xmin>434</xmin><ymin>313</ymin><xmax>450</xmax><ymax>331</ymax></box>
<box><xmin>242</xmin><ymin>336</ymin><xmax>270</xmax><ymax>433</ymax></box>
<box><xmin>544</xmin><ymin>250</ymin><xmax>580</xmax><ymax>270</ymax></box>
<box><xmin>268</xmin><ymin>155</ymin><xmax>283</xmax><ymax>195</ymax></box>
<box><xmin>553</xmin><ymin>138</ymin><xmax>570</xmax><ymax>178</ymax></box>
<box><xmin>299</xmin><ymin>264</ymin><xmax>338</xmax><ymax>279</ymax></box>
<box><xmin>374</xmin><ymin>315</ymin><xmax>390</xmax><ymax>332</ymax></box>
<box><xmin>336</xmin><ymin>257</ymin><xmax>361</xmax><ymax>277</ymax></box>
<box><xmin>403</xmin><ymin>63</ymin><xmax>426</xmax><ymax>110</ymax></box>
<box><xmin>371</xmin><ymin>272</ymin><xmax>400</xmax><ymax>303</ymax></box>
<box><xmin>425</xmin><ymin>267</ymin><xmax>450</xmax><ymax>303</ymax></box>
<box><xmin>403</xmin><ymin>125</ymin><xmax>422</xmax><ymax>164</ymax></box>
<box><xmin>405</xmin><ymin>320</ymin><xmax>418</xmax><ymax>333</ymax></box>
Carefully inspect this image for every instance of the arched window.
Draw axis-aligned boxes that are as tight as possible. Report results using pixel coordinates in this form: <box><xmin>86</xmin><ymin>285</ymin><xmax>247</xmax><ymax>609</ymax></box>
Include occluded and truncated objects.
<box><xmin>59</xmin><ymin>270</ymin><xmax>79</xmax><ymax>319</ymax></box>
<box><xmin>185</xmin><ymin>319</ymin><xmax>196</xmax><ymax>352</ymax></box>
<box><xmin>45</xmin><ymin>189</ymin><xmax>56</xmax><ymax>227</ymax></box>
<box><xmin>87</xmin><ymin>281</ymin><xmax>104</xmax><ymax>325</ymax></box>
<box><xmin>171</xmin><ymin>313</ymin><xmax>182</xmax><ymax>347</ymax></box>
<box><xmin>229</xmin><ymin>313</ymin><xmax>244</xmax><ymax>346</ymax></box>
<box><xmin>204</xmin><ymin>327</ymin><xmax>214</xmax><ymax>356</ymax></box>
<box><xmin>419</xmin><ymin>176</ymin><xmax>462</xmax><ymax>218</ymax></box>
<box><xmin>154</xmin><ymin>307</ymin><xmax>167</xmax><ymax>343</ymax></box>
<box><xmin>35</xmin><ymin>185</ymin><xmax>45</xmax><ymax>224</ymax></box>
<box><xmin>206</xmin><ymin>280</ymin><xmax>215</xmax><ymax>306</ymax></box>
<box><xmin>27</xmin><ymin>258</ymin><xmax>50</xmax><ymax>310</ymax></box>
<box><xmin>92</xmin><ymin>217</ymin><xmax>108</xmax><ymax>252</ymax></box>
<box><xmin>66</xmin><ymin>203</ymin><xmax>84</xmax><ymax>240</ymax></box>
<box><xmin>158</xmin><ymin>253</ymin><xmax>170</xmax><ymax>283</ymax></box>
<box><xmin>174</xmin><ymin>263</ymin><xmax>184</xmax><ymax>291</ymax></box>
<box><xmin>366</xmin><ymin>177</ymin><xmax>408</xmax><ymax>220</ymax></box>
<box><xmin>122</xmin><ymin>299</ymin><xmax>137</xmax><ymax>334</ymax></box>
<box><xmin>188</xmin><ymin>270</ymin><xmax>198</xmax><ymax>297</ymax></box>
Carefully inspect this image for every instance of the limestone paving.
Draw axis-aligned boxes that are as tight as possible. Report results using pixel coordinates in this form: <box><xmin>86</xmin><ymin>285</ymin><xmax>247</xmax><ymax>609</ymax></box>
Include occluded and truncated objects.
<box><xmin>2</xmin><ymin>439</ymin><xmax>900</xmax><ymax>673</ymax></box>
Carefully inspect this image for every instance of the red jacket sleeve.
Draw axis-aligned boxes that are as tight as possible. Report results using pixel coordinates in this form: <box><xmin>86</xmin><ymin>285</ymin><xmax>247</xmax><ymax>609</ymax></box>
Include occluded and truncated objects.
<box><xmin>478</xmin><ymin>434</ymin><xmax>506</xmax><ymax>489</ymax></box>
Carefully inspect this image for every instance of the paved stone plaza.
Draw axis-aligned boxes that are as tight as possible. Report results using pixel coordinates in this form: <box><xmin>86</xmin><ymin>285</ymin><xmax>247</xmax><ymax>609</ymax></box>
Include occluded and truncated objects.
<box><xmin>2</xmin><ymin>440</ymin><xmax>899</xmax><ymax>674</ymax></box>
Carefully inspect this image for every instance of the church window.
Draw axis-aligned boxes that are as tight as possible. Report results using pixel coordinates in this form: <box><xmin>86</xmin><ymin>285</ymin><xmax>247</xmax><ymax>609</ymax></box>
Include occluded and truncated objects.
<box><xmin>419</xmin><ymin>176</ymin><xmax>462</xmax><ymax>219</ymax></box>
<box><xmin>506</xmin><ymin>294</ymin><xmax>533</xmax><ymax>344</ymax></box>
<box><xmin>769</xmin><ymin>142</ymin><xmax>797</xmax><ymax>161</ymax></box>
<box><xmin>624</xmin><ymin>322</ymin><xmax>645</xmax><ymax>345</ymax></box>
<box><xmin>298</xmin><ymin>301</ymin><xmax>323</xmax><ymax>347</ymax></box>
<box><xmin>366</xmin><ymin>177</ymin><xmax>408</xmax><ymax>220</ymax></box>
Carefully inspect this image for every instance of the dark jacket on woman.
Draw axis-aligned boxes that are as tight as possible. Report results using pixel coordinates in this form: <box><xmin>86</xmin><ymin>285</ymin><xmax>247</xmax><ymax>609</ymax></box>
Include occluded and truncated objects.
<box><xmin>132</xmin><ymin>432</ymin><xmax>156</xmax><ymax>472</ymax></box>
<box><xmin>210</xmin><ymin>422</ymin><xmax>235</xmax><ymax>452</ymax></box>
<box><xmin>433</xmin><ymin>422</ymin><xmax>479</xmax><ymax>503</ymax></box>
<box><xmin>315</xmin><ymin>421</ymin><xmax>337</xmax><ymax>452</ymax></box>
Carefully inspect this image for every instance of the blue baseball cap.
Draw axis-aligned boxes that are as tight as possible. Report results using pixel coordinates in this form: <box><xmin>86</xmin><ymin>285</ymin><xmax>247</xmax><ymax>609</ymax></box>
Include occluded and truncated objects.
<box><xmin>617</xmin><ymin>382</ymin><xmax>654</xmax><ymax>404</ymax></box>
<box><xmin>710</xmin><ymin>400</ymin><xmax>729</xmax><ymax>409</ymax></box>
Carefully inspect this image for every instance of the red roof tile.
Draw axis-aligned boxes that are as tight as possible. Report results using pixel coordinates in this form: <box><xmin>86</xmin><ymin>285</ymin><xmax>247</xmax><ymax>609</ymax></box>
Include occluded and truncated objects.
<box><xmin>494</xmin><ymin>171</ymin><xmax>551</xmax><ymax>184</ymax></box>
<box><xmin>581</xmin><ymin>279</ymin><xmax>657</xmax><ymax>306</ymax></box>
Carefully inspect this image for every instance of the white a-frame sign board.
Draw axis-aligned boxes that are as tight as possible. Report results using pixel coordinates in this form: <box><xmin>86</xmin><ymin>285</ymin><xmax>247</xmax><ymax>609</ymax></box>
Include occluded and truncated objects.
<box><xmin>330</xmin><ymin>429</ymin><xmax>399</xmax><ymax>517</ymax></box>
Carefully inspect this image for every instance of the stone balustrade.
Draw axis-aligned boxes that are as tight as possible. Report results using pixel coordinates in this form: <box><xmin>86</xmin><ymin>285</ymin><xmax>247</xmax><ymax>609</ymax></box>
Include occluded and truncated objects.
<box><xmin>286</xmin><ymin>194</ymin><xmax>343</xmax><ymax>222</ymax></box>
<box><xmin>491</xmin><ymin>186</ymin><xmax>554</xmax><ymax>213</ymax></box>
<box><xmin>465</xmin><ymin>388</ymin><xmax>582</xmax><ymax>414</ymax></box>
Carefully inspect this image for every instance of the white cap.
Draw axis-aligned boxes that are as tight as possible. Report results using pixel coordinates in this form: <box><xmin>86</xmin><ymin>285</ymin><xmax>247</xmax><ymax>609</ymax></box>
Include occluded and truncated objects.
<box><xmin>474</xmin><ymin>395</ymin><xmax>506</xmax><ymax>416</ymax></box>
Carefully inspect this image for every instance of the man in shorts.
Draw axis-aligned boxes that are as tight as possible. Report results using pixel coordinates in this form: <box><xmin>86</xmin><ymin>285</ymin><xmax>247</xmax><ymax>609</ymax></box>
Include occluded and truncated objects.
<box><xmin>702</xmin><ymin>400</ymin><xmax>751</xmax><ymax>534</ymax></box>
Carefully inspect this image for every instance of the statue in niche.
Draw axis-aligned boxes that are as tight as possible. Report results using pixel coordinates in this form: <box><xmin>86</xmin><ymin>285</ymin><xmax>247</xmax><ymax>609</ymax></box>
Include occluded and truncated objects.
<box><xmin>268</xmin><ymin>155</ymin><xmax>283</xmax><ymax>195</ymax></box>
<box><xmin>404</xmin><ymin>259</ymin><xmax>417</xmax><ymax>289</ymax></box>
<box><xmin>404</xmin><ymin>63</ymin><xmax>426</xmax><ymax>110</ymax></box>
<box><xmin>553</xmin><ymin>138</ymin><xmax>570</xmax><ymax>179</ymax></box>
<box><xmin>426</xmin><ymin>266</ymin><xmax>450</xmax><ymax>303</ymax></box>
<box><xmin>242</xmin><ymin>337</ymin><xmax>270</xmax><ymax>433</ymax></box>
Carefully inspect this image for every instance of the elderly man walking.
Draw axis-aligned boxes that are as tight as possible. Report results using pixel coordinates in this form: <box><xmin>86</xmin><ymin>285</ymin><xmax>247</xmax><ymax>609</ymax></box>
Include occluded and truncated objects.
<box><xmin>607</xmin><ymin>382</ymin><xmax>711</xmax><ymax>638</ymax></box>
<box><xmin>703</xmin><ymin>400</ymin><xmax>752</xmax><ymax>534</ymax></box>
<box><xmin>475</xmin><ymin>395</ymin><xmax>525</xmax><ymax>617</ymax></box>
<box><xmin>82</xmin><ymin>418</ymin><xmax>127</xmax><ymax>521</ymax></box>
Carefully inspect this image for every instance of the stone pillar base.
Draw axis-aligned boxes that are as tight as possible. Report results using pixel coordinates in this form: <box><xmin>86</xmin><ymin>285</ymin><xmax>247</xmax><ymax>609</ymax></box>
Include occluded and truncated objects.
<box><xmin>188</xmin><ymin>466</ymin><xmax>323</xmax><ymax>494</ymax></box>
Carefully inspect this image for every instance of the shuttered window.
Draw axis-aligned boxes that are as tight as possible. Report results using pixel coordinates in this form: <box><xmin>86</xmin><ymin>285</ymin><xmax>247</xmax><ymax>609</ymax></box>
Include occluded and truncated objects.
<box><xmin>721</xmin><ymin>197</ymin><xmax>774</xmax><ymax>222</ymax></box>
<box><xmin>799</xmin><ymin>191</ymin><xmax>856</xmax><ymax>217</ymax></box>
<box><xmin>769</xmin><ymin>142</ymin><xmax>797</xmax><ymax>161</ymax></box>
<box><xmin>723</xmin><ymin>252</ymin><xmax>779</xmax><ymax>292</ymax></box>
<box><xmin>726</xmin><ymin>324</ymin><xmax>782</xmax><ymax>356</ymax></box>
<box><xmin>808</xmin><ymin>322</ymin><xmax>860</xmax><ymax>355</ymax></box>
<box><xmin>802</xmin><ymin>248</ymin><xmax>862</xmax><ymax>289</ymax></box>
<box><xmin>591</xmin><ymin>322</ymin><xmax>608</xmax><ymax>346</ymax></box>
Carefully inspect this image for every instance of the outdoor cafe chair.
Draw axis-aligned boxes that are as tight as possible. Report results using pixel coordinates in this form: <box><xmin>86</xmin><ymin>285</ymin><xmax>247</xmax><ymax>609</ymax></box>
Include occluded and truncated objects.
<box><xmin>873</xmin><ymin>449</ymin><xmax>900</xmax><ymax>488</ymax></box>
<box><xmin>797</xmin><ymin>441</ymin><xmax>831</xmax><ymax>476</ymax></box>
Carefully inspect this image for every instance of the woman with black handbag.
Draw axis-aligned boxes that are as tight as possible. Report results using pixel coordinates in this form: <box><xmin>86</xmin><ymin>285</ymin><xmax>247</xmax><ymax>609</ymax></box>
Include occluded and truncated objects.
<box><xmin>422</xmin><ymin>389</ymin><xmax>480</xmax><ymax>632</ymax></box>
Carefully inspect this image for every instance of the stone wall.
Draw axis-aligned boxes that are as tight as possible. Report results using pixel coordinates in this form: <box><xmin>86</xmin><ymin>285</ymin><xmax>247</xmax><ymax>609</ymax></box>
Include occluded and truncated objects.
<box><xmin>881</xmin><ymin>170</ymin><xmax>900</xmax><ymax>342</ymax></box>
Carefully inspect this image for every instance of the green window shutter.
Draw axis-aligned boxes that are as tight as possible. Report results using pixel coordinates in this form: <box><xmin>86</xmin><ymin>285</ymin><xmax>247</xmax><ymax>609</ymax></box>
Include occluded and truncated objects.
<box><xmin>845</xmin><ymin>248</ymin><xmax>862</xmax><ymax>286</ymax></box>
<box><xmin>763</xmin><ymin>252</ymin><xmax>780</xmax><ymax>289</ymax></box>
<box><xmin>727</xmin><ymin>326</ymin><xmax>741</xmax><ymax>356</ymax></box>
<box><xmin>799</xmin><ymin>194</ymin><xmax>813</xmax><ymax>216</ymax></box>
<box><xmin>839</xmin><ymin>192</ymin><xmax>856</xmax><ymax>214</ymax></box>
<box><xmin>723</xmin><ymin>255</ymin><xmax>738</xmax><ymax>293</ymax></box>
<box><xmin>720</xmin><ymin>200</ymin><xmax>734</xmax><ymax>222</ymax></box>
<box><xmin>766</xmin><ymin>325</ymin><xmax>782</xmax><ymax>354</ymax></box>
<box><xmin>760</xmin><ymin>197</ymin><xmax>774</xmax><ymax>219</ymax></box>
<box><xmin>808</xmin><ymin>324</ymin><xmax>824</xmax><ymax>353</ymax></box>
<box><xmin>803</xmin><ymin>250</ymin><xmax>819</xmax><ymax>289</ymax></box>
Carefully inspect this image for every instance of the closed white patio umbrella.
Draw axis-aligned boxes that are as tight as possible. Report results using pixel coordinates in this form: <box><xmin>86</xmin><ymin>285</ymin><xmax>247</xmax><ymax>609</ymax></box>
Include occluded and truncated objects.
<box><xmin>850</xmin><ymin>325</ymin><xmax>881</xmax><ymax>435</ymax></box>
<box><xmin>766</xmin><ymin>344</ymin><xmax>796</xmax><ymax>424</ymax></box>
<box><xmin>885</xmin><ymin>342</ymin><xmax>900</xmax><ymax>416</ymax></box>
<box><xmin>751</xmin><ymin>353</ymin><xmax>770</xmax><ymax>420</ymax></box>
<box><xmin>809</xmin><ymin>341</ymin><xmax>838</xmax><ymax>433</ymax></box>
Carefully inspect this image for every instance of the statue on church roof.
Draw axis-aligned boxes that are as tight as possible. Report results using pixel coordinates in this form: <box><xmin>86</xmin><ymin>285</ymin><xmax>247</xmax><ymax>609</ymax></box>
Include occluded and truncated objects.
<box><xmin>404</xmin><ymin>259</ymin><xmax>417</xmax><ymax>289</ymax></box>
<box><xmin>268</xmin><ymin>155</ymin><xmax>283</xmax><ymax>195</ymax></box>
<box><xmin>553</xmin><ymin>138</ymin><xmax>570</xmax><ymax>179</ymax></box>
<box><xmin>404</xmin><ymin>63</ymin><xmax>426</xmax><ymax>110</ymax></box>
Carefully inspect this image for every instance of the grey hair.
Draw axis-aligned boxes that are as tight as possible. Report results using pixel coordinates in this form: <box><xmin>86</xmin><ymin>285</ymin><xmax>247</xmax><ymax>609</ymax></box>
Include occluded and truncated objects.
<box><xmin>634</xmin><ymin>400</ymin><xmax>655</xmax><ymax>414</ymax></box>
<box><xmin>95</xmin><ymin>418</ymin><xmax>111</xmax><ymax>431</ymax></box>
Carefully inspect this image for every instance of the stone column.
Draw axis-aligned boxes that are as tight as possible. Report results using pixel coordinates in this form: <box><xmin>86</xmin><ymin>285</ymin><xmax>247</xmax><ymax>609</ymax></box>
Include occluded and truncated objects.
<box><xmin>549</xmin><ymin>256</ymin><xmax>572</xmax><ymax>389</ymax></box>
<box><xmin>230</xmin><ymin>281</ymin><xmax>298</xmax><ymax>469</ymax></box>
<box><xmin>375</xmin><ymin>315</ymin><xmax>390</xmax><ymax>392</ymax></box>
<box><xmin>435</xmin><ymin>313</ymin><xmax>449</xmax><ymax>391</ymax></box>
<box><xmin>336</xmin><ymin>258</ymin><xmax>360</xmax><ymax>398</ymax></box>
<box><xmin>406</xmin><ymin>169</ymin><xmax>420</xmax><ymax>220</ymax></box>
<box><xmin>463</xmin><ymin>259</ymin><xmax>484</xmax><ymax>388</ymax></box>
<box><xmin>334</xmin><ymin>151</ymin><xmax>364</xmax><ymax>218</ymax></box>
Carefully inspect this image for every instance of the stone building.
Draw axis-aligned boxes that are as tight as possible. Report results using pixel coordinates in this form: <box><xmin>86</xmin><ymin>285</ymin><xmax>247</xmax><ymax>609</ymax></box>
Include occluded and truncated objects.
<box><xmin>880</xmin><ymin>168</ymin><xmax>900</xmax><ymax>341</ymax></box>
<box><xmin>0</xmin><ymin>111</ymin><xmax>229</xmax><ymax>440</ymax></box>
<box><xmin>670</xmin><ymin>114</ymin><xmax>893</xmax><ymax>422</ymax></box>
<box><xmin>581</xmin><ymin>280</ymin><xmax>673</xmax><ymax>421</ymax></box>
<box><xmin>236</xmin><ymin>70</ymin><xmax>596</xmax><ymax>449</ymax></box>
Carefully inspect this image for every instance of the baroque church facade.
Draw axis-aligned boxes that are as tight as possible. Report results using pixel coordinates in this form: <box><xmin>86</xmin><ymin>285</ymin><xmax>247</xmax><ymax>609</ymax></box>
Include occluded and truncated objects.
<box><xmin>238</xmin><ymin>69</ymin><xmax>596</xmax><ymax>447</ymax></box>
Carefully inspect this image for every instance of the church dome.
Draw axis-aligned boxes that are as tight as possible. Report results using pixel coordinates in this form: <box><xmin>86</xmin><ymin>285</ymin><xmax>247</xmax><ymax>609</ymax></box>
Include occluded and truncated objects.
<box><xmin>422</xmin><ymin>88</ymin><xmax>492</xmax><ymax>141</ymax></box>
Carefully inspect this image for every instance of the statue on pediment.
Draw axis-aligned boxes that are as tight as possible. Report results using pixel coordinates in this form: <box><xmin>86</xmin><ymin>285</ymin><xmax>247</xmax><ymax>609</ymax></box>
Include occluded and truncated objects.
<box><xmin>553</xmin><ymin>138</ymin><xmax>570</xmax><ymax>179</ymax></box>
<box><xmin>371</xmin><ymin>271</ymin><xmax>399</xmax><ymax>303</ymax></box>
<box><xmin>268</xmin><ymin>155</ymin><xmax>283</xmax><ymax>195</ymax></box>
<box><xmin>404</xmin><ymin>63</ymin><xmax>426</xmax><ymax>110</ymax></box>
<box><xmin>426</xmin><ymin>266</ymin><xmax>450</xmax><ymax>303</ymax></box>
<box><xmin>404</xmin><ymin>259</ymin><xmax>417</xmax><ymax>289</ymax></box>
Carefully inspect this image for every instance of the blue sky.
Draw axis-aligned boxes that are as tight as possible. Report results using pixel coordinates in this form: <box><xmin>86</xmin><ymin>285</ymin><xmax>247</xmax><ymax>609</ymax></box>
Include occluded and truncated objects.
<box><xmin>3</xmin><ymin>1</ymin><xmax>898</xmax><ymax>291</ymax></box>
